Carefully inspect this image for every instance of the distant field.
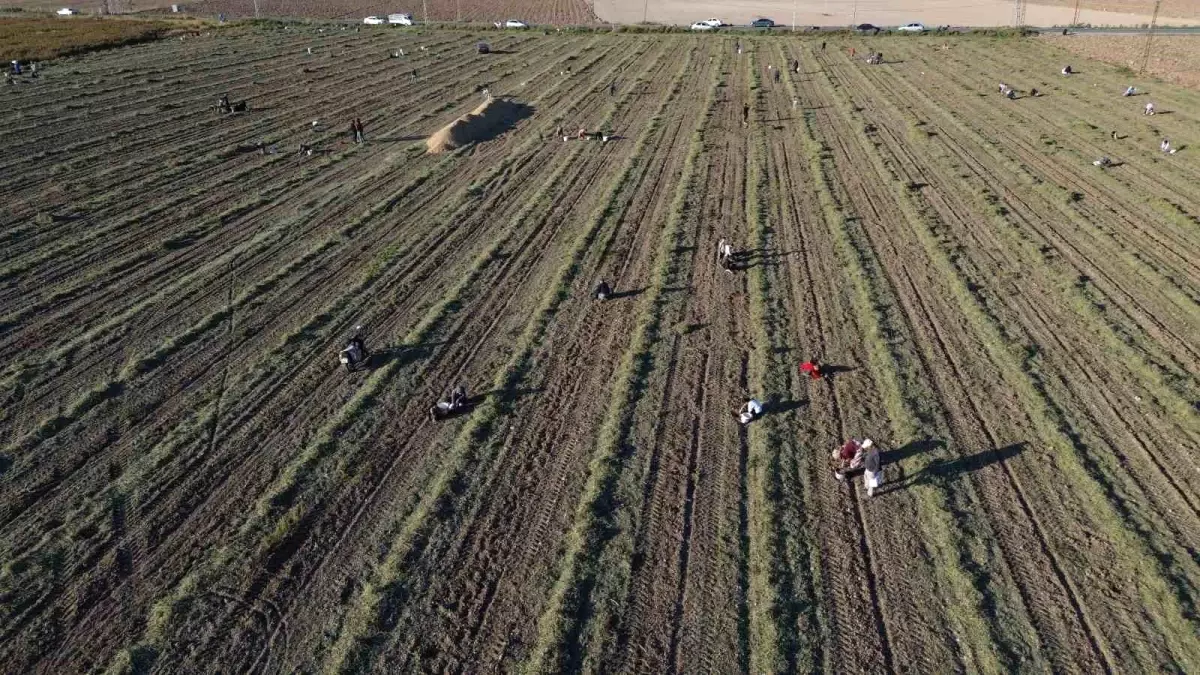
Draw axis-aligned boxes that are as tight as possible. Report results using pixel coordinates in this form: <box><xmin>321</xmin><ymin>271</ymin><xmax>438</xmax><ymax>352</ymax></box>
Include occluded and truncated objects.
<box><xmin>0</xmin><ymin>16</ymin><xmax>180</xmax><ymax>62</ymax></box>
<box><xmin>1046</xmin><ymin>34</ymin><xmax>1200</xmax><ymax>89</ymax></box>
<box><xmin>4</xmin><ymin>25</ymin><xmax>1200</xmax><ymax>674</ymax></box>
<box><xmin>185</xmin><ymin>0</ymin><xmax>596</xmax><ymax>23</ymax></box>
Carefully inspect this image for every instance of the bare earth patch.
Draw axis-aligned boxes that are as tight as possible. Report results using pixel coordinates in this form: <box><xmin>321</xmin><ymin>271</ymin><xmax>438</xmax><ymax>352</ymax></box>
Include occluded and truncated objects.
<box><xmin>1043</xmin><ymin>34</ymin><xmax>1200</xmax><ymax>89</ymax></box>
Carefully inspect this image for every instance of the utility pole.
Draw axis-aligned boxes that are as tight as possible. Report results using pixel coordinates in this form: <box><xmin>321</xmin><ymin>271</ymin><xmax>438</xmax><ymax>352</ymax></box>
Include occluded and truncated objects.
<box><xmin>1071</xmin><ymin>0</ymin><xmax>1081</xmax><ymax>26</ymax></box>
<box><xmin>423</xmin><ymin>0</ymin><xmax>428</xmax><ymax>25</ymax></box>
<box><xmin>456</xmin><ymin>0</ymin><xmax>461</xmax><ymax>22</ymax></box>
<box><xmin>792</xmin><ymin>0</ymin><xmax>796</xmax><ymax>31</ymax></box>
<box><xmin>642</xmin><ymin>0</ymin><xmax>648</xmax><ymax>24</ymax></box>
<box><xmin>1141</xmin><ymin>0</ymin><xmax>1162</xmax><ymax>74</ymax></box>
<box><xmin>851</xmin><ymin>0</ymin><xmax>858</xmax><ymax>26</ymax></box>
<box><xmin>252</xmin><ymin>0</ymin><xmax>260</xmax><ymax>19</ymax></box>
<box><xmin>1012</xmin><ymin>0</ymin><xmax>1026</xmax><ymax>28</ymax></box>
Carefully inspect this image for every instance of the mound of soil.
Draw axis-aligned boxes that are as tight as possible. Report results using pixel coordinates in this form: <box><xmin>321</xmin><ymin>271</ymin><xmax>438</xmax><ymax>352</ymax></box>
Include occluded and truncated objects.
<box><xmin>426</xmin><ymin>97</ymin><xmax>531</xmax><ymax>153</ymax></box>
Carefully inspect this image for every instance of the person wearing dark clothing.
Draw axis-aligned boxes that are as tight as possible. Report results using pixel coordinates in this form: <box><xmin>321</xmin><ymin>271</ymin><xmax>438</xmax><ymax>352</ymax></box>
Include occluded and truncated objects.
<box><xmin>354</xmin><ymin>118</ymin><xmax>365</xmax><ymax>143</ymax></box>
<box><xmin>742</xmin><ymin>103</ymin><xmax>750</xmax><ymax>127</ymax></box>
<box><xmin>450</xmin><ymin>385</ymin><xmax>467</xmax><ymax>409</ymax></box>
<box><xmin>821</xmin><ymin>41</ymin><xmax>826</xmax><ymax>51</ymax></box>
<box><xmin>773</xmin><ymin>69</ymin><xmax>780</xmax><ymax>83</ymax></box>
<box><xmin>609</xmin><ymin>80</ymin><xmax>616</xmax><ymax>96</ymax></box>
<box><xmin>595</xmin><ymin>280</ymin><xmax>612</xmax><ymax>300</ymax></box>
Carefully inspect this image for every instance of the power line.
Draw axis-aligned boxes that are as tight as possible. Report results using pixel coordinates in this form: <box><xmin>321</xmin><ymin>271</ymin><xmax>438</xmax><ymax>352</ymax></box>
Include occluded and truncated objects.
<box><xmin>1141</xmin><ymin>0</ymin><xmax>1162</xmax><ymax>74</ymax></box>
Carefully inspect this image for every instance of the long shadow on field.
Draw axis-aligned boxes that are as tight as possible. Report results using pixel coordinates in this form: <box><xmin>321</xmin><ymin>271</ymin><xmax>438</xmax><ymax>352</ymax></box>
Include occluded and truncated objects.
<box><xmin>765</xmin><ymin>397</ymin><xmax>807</xmax><ymax>415</ymax></box>
<box><xmin>370</xmin><ymin>135</ymin><xmax>428</xmax><ymax>142</ymax></box>
<box><xmin>467</xmin><ymin>387</ymin><xmax>542</xmax><ymax>405</ymax></box>
<box><xmin>884</xmin><ymin>441</ymin><xmax>1027</xmax><ymax>493</ymax></box>
<box><xmin>367</xmin><ymin>341</ymin><xmax>447</xmax><ymax>368</ymax></box>
<box><xmin>608</xmin><ymin>287</ymin><xmax>645</xmax><ymax>300</ymax></box>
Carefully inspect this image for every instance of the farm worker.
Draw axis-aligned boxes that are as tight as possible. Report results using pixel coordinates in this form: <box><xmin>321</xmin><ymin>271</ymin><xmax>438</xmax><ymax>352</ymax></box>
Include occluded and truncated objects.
<box><xmin>411</xmin><ymin>68</ymin><xmax>418</xmax><ymax>81</ymax></box>
<box><xmin>1030</xmin><ymin>87</ymin><xmax>1039</xmax><ymax>97</ymax></box>
<box><xmin>833</xmin><ymin>438</ymin><xmax>869</xmax><ymax>479</ymax></box>
<box><xmin>355</xmin><ymin>118</ymin><xmax>365</xmax><ymax>143</ymax></box>
<box><xmin>609</xmin><ymin>80</ymin><xmax>617</xmax><ymax>96</ymax></box>
<box><xmin>742</xmin><ymin>103</ymin><xmax>750</xmax><ymax>127</ymax></box>
<box><xmin>792</xmin><ymin>58</ymin><xmax>800</xmax><ymax>73</ymax></box>
<box><xmin>792</xmin><ymin>98</ymin><xmax>799</xmax><ymax>109</ymax></box>
<box><xmin>739</xmin><ymin>399</ymin><xmax>763</xmax><ymax>424</ymax></box>
<box><xmin>735</xmin><ymin>41</ymin><xmax>741</xmax><ymax>54</ymax></box>
<box><xmin>799</xmin><ymin>359</ymin><xmax>823</xmax><ymax>380</ymax></box>
<box><xmin>595</xmin><ymin>280</ymin><xmax>611</xmax><ymax>301</ymax></box>
<box><xmin>773</xmin><ymin>68</ymin><xmax>780</xmax><ymax>83</ymax></box>
<box><xmin>577</xmin><ymin>127</ymin><xmax>587</xmax><ymax>140</ymax></box>
<box><xmin>849</xmin><ymin>47</ymin><xmax>855</xmax><ymax>58</ymax></box>
<box><xmin>721</xmin><ymin>241</ymin><xmax>734</xmax><ymax>264</ymax></box>
<box><xmin>1144</xmin><ymin>102</ymin><xmax>1155</xmax><ymax>115</ymax></box>
<box><xmin>450</xmin><ymin>385</ymin><xmax>467</xmax><ymax>410</ymax></box>
<box><xmin>1005</xmin><ymin>88</ymin><xmax>1016</xmax><ymax>100</ymax></box>
<box><xmin>10</xmin><ymin>60</ymin><xmax>20</xmax><ymax>75</ymax></box>
<box><xmin>1123</xmin><ymin>85</ymin><xmax>1135</xmax><ymax>97</ymax></box>
<box><xmin>821</xmin><ymin>41</ymin><xmax>826</xmax><ymax>51</ymax></box>
<box><xmin>717</xmin><ymin>238</ymin><xmax>727</xmax><ymax>263</ymax></box>
<box><xmin>1161</xmin><ymin>138</ymin><xmax>1171</xmax><ymax>153</ymax></box>
<box><xmin>1092</xmin><ymin>156</ymin><xmax>1111</xmax><ymax>167</ymax></box>
<box><xmin>862</xmin><ymin>441</ymin><xmax>882</xmax><ymax>497</ymax></box>
<box><xmin>998</xmin><ymin>82</ymin><xmax>1007</xmax><ymax>94</ymax></box>
<box><xmin>1061</xmin><ymin>65</ymin><xmax>1072</xmax><ymax>75</ymax></box>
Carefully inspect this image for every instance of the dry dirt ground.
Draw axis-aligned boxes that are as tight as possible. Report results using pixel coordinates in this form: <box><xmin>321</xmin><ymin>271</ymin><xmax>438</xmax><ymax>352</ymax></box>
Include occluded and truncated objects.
<box><xmin>1045</xmin><ymin>34</ymin><xmax>1200</xmax><ymax>90</ymax></box>
<box><xmin>595</xmin><ymin>0</ymin><xmax>1197</xmax><ymax>28</ymax></box>
<box><xmin>2</xmin><ymin>28</ymin><xmax>1200</xmax><ymax>674</ymax></box>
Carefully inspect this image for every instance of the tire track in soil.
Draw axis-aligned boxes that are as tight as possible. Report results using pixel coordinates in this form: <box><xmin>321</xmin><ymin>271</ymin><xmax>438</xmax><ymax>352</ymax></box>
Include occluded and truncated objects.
<box><xmin>0</xmin><ymin>33</ymin><xmax>627</xmax><ymax>535</ymax></box>
<box><xmin>847</xmin><ymin>46</ymin><xmax>1200</xmax><ymax>532</ymax></box>
<box><xmin>0</xmin><ymin>32</ymin><xmax>545</xmax><ymax>351</ymax></box>
<box><xmin>222</xmin><ymin>41</ymin><xmax>684</xmax><ymax>674</ymax></box>
<box><xmin>796</xmin><ymin>44</ymin><xmax>1014</xmax><ymax>673</ymax></box>
<box><xmin>142</xmin><ymin>39</ymin><xmax>676</xmax><ymax>667</ymax></box>
<box><xmin>613</xmin><ymin>44</ymin><xmax>745</xmax><ymax>675</ymax></box>
<box><xmin>763</xmin><ymin>41</ymin><xmax>894</xmax><ymax>674</ymax></box>
<box><xmin>0</xmin><ymin>31</ymin><xmax>561</xmax><ymax>397</ymax></box>
<box><xmin>855</xmin><ymin>58</ymin><xmax>1200</xmax><ymax>526</ymax></box>
<box><xmin>7</xmin><ymin>38</ymin><xmax>638</xmax><ymax>672</ymax></box>
<box><xmin>368</xmin><ymin>41</ymin><xmax>712</xmax><ymax>674</ymax></box>
<box><xmin>812</xmin><ymin>44</ymin><xmax>1193</xmax><ymax>671</ymax></box>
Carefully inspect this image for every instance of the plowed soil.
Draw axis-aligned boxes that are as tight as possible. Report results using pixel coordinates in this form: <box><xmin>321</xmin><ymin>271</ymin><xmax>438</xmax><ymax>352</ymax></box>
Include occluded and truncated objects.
<box><xmin>2</xmin><ymin>29</ymin><xmax>1199</xmax><ymax>674</ymax></box>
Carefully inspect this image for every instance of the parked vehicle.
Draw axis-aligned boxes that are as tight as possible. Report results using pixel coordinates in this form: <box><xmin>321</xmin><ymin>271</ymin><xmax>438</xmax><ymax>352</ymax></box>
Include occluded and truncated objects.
<box><xmin>897</xmin><ymin>22</ymin><xmax>925</xmax><ymax>32</ymax></box>
<box><xmin>388</xmin><ymin>13</ymin><xmax>413</xmax><ymax>25</ymax></box>
<box><xmin>856</xmin><ymin>23</ymin><xmax>879</xmax><ymax>32</ymax></box>
<box><xmin>362</xmin><ymin>15</ymin><xmax>385</xmax><ymax>24</ymax></box>
<box><xmin>690</xmin><ymin>21</ymin><xmax>715</xmax><ymax>31</ymax></box>
<box><xmin>750</xmin><ymin>17</ymin><xmax>775</xmax><ymax>28</ymax></box>
<box><xmin>700</xmin><ymin>18</ymin><xmax>722</xmax><ymax>27</ymax></box>
<box><xmin>504</xmin><ymin>19</ymin><xmax>529</xmax><ymax>28</ymax></box>
<box><xmin>56</xmin><ymin>7</ymin><xmax>78</xmax><ymax>14</ymax></box>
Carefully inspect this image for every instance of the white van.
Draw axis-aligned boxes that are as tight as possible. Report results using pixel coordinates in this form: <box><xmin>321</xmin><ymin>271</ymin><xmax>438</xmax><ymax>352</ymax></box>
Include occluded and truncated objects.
<box><xmin>388</xmin><ymin>13</ymin><xmax>413</xmax><ymax>25</ymax></box>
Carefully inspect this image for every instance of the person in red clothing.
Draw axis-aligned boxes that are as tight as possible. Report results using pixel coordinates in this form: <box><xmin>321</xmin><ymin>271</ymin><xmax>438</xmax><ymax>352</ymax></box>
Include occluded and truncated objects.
<box><xmin>832</xmin><ymin>438</ymin><xmax>871</xmax><ymax>480</ymax></box>
<box><xmin>800</xmin><ymin>358</ymin><xmax>823</xmax><ymax>380</ymax></box>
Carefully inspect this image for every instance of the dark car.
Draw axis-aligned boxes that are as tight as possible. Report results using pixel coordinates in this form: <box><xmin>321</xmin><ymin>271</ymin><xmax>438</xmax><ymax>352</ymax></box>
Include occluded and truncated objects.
<box><xmin>856</xmin><ymin>23</ymin><xmax>879</xmax><ymax>32</ymax></box>
<box><xmin>751</xmin><ymin>17</ymin><xmax>775</xmax><ymax>28</ymax></box>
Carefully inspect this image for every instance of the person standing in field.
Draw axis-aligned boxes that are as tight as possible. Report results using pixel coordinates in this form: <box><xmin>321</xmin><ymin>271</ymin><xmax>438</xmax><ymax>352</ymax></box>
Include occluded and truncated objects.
<box><xmin>773</xmin><ymin>68</ymin><xmax>780</xmax><ymax>84</ymax></box>
<box><xmin>742</xmin><ymin>103</ymin><xmax>750</xmax><ymax>127</ymax></box>
<box><xmin>862</xmin><ymin>441</ymin><xmax>882</xmax><ymax>497</ymax></box>
<box><xmin>821</xmin><ymin>41</ymin><xmax>826</xmax><ymax>51</ymax></box>
<box><xmin>609</xmin><ymin>80</ymin><xmax>616</xmax><ymax>96</ymax></box>
<box><xmin>717</xmin><ymin>238</ymin><xmax>727</xmax><ymax>264</ymax></box>
<box><xmin>800</xmin><ymin>359</ymin><xmax>823</xmax><ymax>380</ymax></box>
<box><xmin>1144</xmin><ymin>102</ymin><xmax>1155</xmax><ymax>115</ymax></box>
<box><xmin>1161</xmin><ymin>138</ymin><xmax>1171</xmax><ymax>153</ymax></box>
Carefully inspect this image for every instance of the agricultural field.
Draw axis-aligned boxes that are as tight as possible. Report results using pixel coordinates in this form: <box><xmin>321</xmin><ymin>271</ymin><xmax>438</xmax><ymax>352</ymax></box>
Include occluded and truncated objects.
<box><xmin>187</xmin><ymin>0</ymin><xmax>597</xmax><ymax>25</ymax></box>
<box><xmin>1046</xmin><ymin>34</ymin><xmax>1200</xmax><ymax>90</ymax></box>
<box><xmin>2</xmin><ymin>26</ymin><xmax>1200</xmax><ymax>674</ymax></box>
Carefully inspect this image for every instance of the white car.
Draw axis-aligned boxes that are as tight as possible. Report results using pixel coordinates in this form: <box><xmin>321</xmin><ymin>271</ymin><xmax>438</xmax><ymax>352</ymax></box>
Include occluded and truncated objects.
<box><xmin>505</xmin><ymin>19</ymin><xmax>529</xmax><ymax>28</ymax></box>
<box><xmin>690</xmin><ymin>22</ymin><xmax>715</xmax><ymax>31</ymax></box>
<box><xmin>701</xmin><ymin>18</ymin><xmax>722</xmax><ymax>27</ymax></box>
<box><xmin>362</xmin><ymin>15</ymin><xmax>385</xmax><ymax>24</ymax></box>
<box><xmin>56</xmin><ymin>7</ymin><xmax>78</xmax><ymax>14</ymax></box>
<box><xmin>388</xmin><ymin>13</ymin><xmax>413</xmax><ymax>25</ymax></box>
<box><xmin>897</xmin><ymin>22</ymin><xmax>925</xmax><ymax>32</ymax></box>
